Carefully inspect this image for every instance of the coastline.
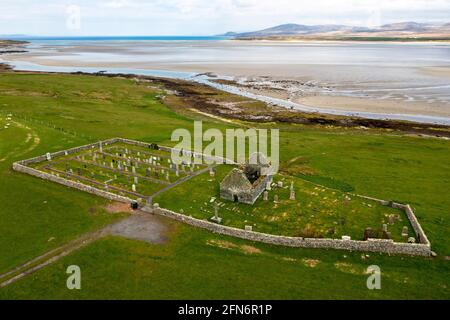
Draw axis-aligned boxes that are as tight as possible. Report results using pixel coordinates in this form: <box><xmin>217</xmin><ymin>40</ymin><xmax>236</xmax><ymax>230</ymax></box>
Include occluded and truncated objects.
<box><xmin>2</xmin><ymin>63</ymin><xmax>449</xmax><ymax>138</ymax></box>
<box><xmin>2</xmin><ymin>56</ymin><xmax>450</xmax><ymax>126</ymax></box>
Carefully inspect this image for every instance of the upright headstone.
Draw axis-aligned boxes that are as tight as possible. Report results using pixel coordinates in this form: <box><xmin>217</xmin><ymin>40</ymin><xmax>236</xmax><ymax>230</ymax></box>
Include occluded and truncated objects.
<box><xmin>99</xmin><ymin>141</ymin><xmax>103</xmax><ymax>153</ymax></box>
<box><xmin>290</xmin><ymin>189</ymin><xmax>296</xmax><ymax>201</ymax></box>
<box><xmin>132</xmin><ymin>184</ymin><xmax>136</xmax><ymax>192</ymax></box>
<box><xmin>363</xmin><ymin>227</ymin><xmax>372</xmax><ymax>241</ymax></box>
<box><xmin>46</xmin><ymin>152</ymin><xmax>52</xmax><ymax>161</ymax></box>
<box><xmin>401</xmin><ymin>226</ymin><xmax>409</xmax><ymax>237</ymax></box>
<box><xmin>263</xmin><ymin>191</ymin><xmax>269</xmax><ymax>201</ymax></box>
<box><xmin>266</xmin><ymin>181</ymin><xmax>272</xmax><ymax>191</ymax></box>
<box><xmin>274</xmin><ymin>194</ymin><xmax>279</xmax><ymax>203</ymax></box>
<box><xmin>134</xmin><ymin>176</ymin><xmax>138</xmax><ymax>184</ymax></box>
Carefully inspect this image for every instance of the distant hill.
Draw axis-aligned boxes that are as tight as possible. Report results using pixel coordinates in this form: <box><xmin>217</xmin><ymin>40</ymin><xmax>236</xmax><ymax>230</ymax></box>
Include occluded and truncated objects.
<box><xmin>228</xmin><ymin>22</ymin><xmax>450</xmax><ymax>40</ymax></box>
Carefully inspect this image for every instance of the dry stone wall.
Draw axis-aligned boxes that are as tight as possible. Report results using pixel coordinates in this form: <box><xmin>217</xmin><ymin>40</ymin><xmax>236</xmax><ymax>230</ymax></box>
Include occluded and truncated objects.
<box><xmin>13</xmin><ymin>163</ymin><xmax>134</xmax><ymax>203</ymax></box>
<box><xmin>146</xmin><ymin>207</ymin><xmax>431</xmax><ymax>257</ymax></box>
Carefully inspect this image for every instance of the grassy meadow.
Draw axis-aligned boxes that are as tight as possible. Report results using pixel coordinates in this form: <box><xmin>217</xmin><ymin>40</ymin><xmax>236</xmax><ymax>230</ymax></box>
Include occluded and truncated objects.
<box><xmin>0</xmin><ymin>72</ymin><xmax>448</xmax><ymax>299</ymax></box>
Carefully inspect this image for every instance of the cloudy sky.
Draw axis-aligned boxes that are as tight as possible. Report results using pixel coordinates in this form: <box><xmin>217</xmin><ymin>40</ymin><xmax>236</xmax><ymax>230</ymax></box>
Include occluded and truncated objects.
<box><xmin>1</xmin><ymin>0</ymin><xmax>449</xmax><ymax>36</ymax></box>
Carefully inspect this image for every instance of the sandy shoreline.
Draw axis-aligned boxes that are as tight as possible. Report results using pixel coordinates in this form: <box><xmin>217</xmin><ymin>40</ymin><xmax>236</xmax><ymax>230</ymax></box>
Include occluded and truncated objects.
<box><xmin>2</xmin><ymin>44</ymin><xmax>450</xmax><ymax>123</ymax></box>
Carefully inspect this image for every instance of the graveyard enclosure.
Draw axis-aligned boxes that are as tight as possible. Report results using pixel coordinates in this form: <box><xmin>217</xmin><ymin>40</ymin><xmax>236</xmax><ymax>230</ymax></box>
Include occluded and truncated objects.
<box><xmin>13</xmin><ymin>138</ymin><xmax>431</xmax><ymax>256</ymax></box>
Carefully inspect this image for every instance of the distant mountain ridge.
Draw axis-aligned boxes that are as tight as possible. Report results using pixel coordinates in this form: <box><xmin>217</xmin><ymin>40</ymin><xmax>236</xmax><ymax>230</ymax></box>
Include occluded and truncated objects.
<box><xmin>223</xmin><ymin>22</ymin><xmax>450</xmax><ymax>39</ymax></box>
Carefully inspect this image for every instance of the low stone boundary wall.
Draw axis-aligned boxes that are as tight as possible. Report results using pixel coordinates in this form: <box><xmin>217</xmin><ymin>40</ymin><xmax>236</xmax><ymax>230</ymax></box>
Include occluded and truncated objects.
<box><xmin>145</xmin><ymin>207</ymin><xmax>431</xmax><ymax>257</ymax></box>
<box><xmin>13</xmin><ymin>163</ymin><xmax>134</xmax><ymax>204</ymax></box>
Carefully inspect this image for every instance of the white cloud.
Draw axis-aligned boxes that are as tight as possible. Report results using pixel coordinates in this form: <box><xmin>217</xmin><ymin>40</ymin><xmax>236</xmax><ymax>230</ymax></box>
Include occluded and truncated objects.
<box><xmin>0</xmin><ymin>0</ymin><xmax>449</xmax><ymax>36</ymax></box>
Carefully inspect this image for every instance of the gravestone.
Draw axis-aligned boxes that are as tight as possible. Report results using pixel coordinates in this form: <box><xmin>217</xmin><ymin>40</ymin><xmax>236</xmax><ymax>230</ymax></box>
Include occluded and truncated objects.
<box><xmin>134</xmin><ymin>176</ymin><xmax>138</xmax><ymax>184</ymax></box>
<box><xmin>245</xmin><ymin>225</ymin><xmax>253</xmax><ymax>232</ymax></box>
<box><xmin>132</xmin><ymin>184</ymin><xmax>136</xmax><ymax>192</ymax></box>
<box><xmin>342</xmin><ymin>235</ymin><xmax>351</xmax><ymax>241</ymax></box>
<box><xmin>263</xmin><ymin>190</ymin><xmax>269</xmax><ymax>201</ymax></box>
<box><xmin>402</xmin><ymin>226</ymin><xmax>409</xmax><ymax>237</ymax></box>
<box><xmin>408</xmin><ymin>237</ymin><xmax>416</xmax><ymax>243</ymax></box>
<box><xmin>363</xmin><ymin>227</ymin><xmax>373</xmax><ymax>241</ymax></box>
<box><xmin>266</xmin><ymin>181</ymin><xmax>272</xmax><ymax>191</ymax></box>
<box><xmin>278</xmin><ymin>181</ymin><xmax>283</xmax><ymax>188</ymax></box>
<box><xmin>274</xmin><ymin>195</ymin><xmax>279</xmax><ymax>203</ymax></box>
<box><xmin>289</xmin><ymin>189</ymin><xmax>296</xmax><ymax>201</ymax></box>
<box><xmin>210</xmin><ymin>203</ymin><xmax>222</xmax><ymax>223</ymax></box>
<box><xmin>382</xmin><ymin>224</ymin><xmax>388</xmax><ymax>232</ymax></box>
<box><xmin>46</xmin><ymin>152</ymin><xmax>52</xmax><ymax>161</ymax></box>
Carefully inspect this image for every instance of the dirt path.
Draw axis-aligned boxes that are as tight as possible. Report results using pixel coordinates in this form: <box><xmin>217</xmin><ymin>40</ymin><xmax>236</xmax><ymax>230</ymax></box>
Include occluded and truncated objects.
<box><xmin>0</xmin><ymin>120</ymin><xmax>40</xmax><ymax>163</ymax></box>
<box><xmin>0</xmin><ymin>212</ymin><xmax>169</xmax><ymax>288</ymax></box>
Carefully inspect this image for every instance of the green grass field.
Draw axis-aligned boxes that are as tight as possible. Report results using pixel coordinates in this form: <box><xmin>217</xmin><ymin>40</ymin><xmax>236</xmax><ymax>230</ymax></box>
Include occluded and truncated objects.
<box><xmin>0</xmin><ymin>73</ymin><xmax>449</xmax><ymax>299</ymax></box>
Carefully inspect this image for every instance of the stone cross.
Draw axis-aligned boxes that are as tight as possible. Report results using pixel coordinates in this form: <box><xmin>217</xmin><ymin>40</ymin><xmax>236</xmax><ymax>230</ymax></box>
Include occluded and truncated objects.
<box><xmin>214</xmin><ymin>204</ymin><xmax>219</xmax><ymax>220</ymax></box>
<box><xmin>211</xmin><ymin>203</ymin><xmax>222</xmax><ymax>223</ymax></box>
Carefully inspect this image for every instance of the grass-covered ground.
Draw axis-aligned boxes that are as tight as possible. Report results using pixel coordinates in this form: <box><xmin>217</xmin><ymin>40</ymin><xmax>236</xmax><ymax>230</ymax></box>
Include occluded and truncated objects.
<box><xmin>155</xmin><ymin>164</ymin><xmax>412</xmax><ymax>241</ymax></box>
<box><xmin>0</xmin><ymin>72</ymin><xmax>449</xmax><ymax>299</ymax></box>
